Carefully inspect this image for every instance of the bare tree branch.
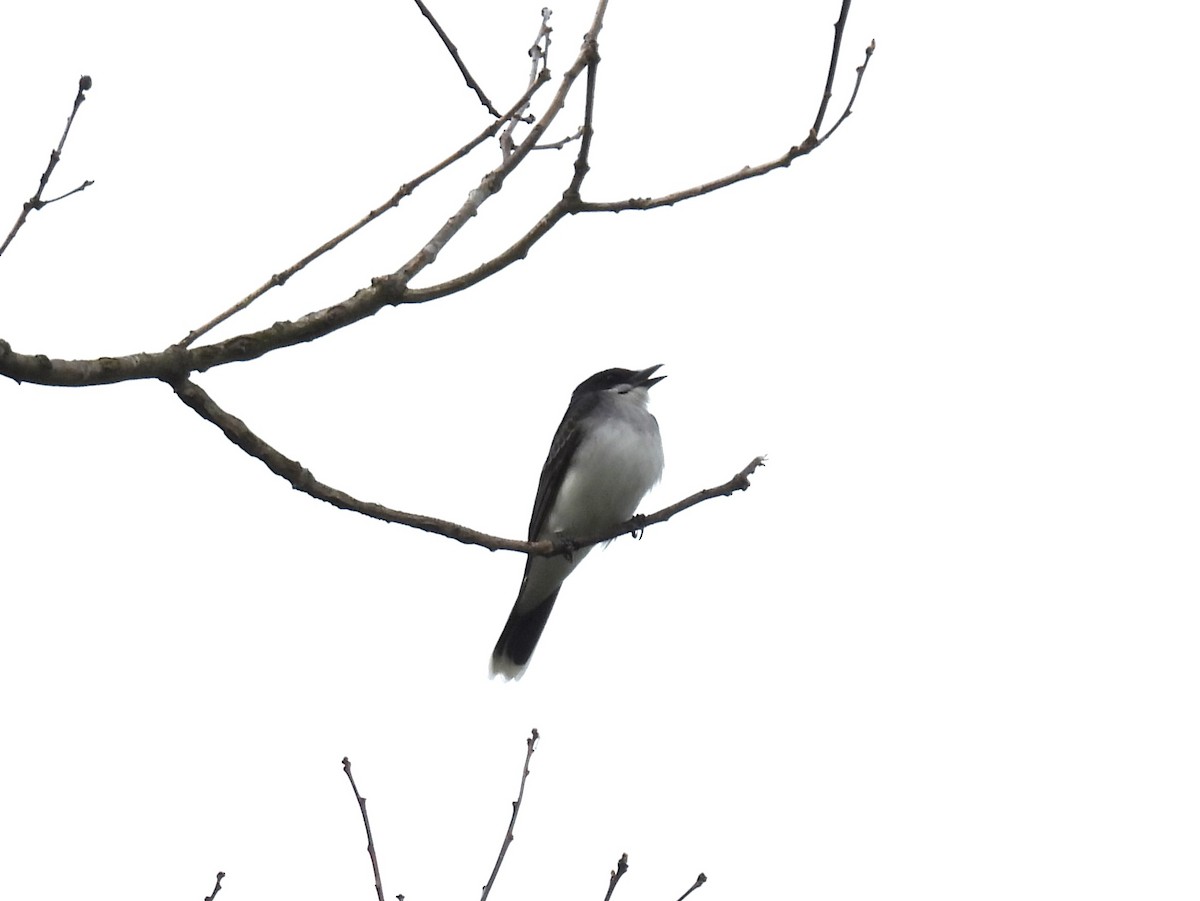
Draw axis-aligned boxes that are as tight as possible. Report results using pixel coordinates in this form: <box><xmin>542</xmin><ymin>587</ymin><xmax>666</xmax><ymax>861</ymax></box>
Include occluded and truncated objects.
<box><xmin>203</xmin><ymin>871</ymin><xmax>225</xmax><ymax>901</ymax></box>
<box><xmin>675</xmin><ymin>873</ymin><xmax>707</xmax><ymax>901</ymax></box>
<box><xmin>0</xmin><ymin>1</ymin><xmax>873</xmax><ymax>390</ymax></box>
<box><xmin>176</xmin><ymin>76</ymin><xmax>550</xmax><ymax>349</ymax></box>
<box><xmin>377</xmin><ymin>6</ymin><xmax>874</xmax><ymax>300</ymax></box>
<box><xmin>602</xmin><ymin>853</ymin><xmax>630</xmax><ymax>901</ymax></box>
<box><xmin>169</xmin><ymin>377</ymin><xmax>524</xmax><ymax>550</ymax></box>
<box><xmin>412</xmin><ymin>0</ymin><xmax>501</xmax><ymax>118</ymax></box>
<box><xmin>168</xmin><ymin>377</ymin><xmax>763</xmax><ymax>554</ymax></box>
<box><xmin>389</xmin><ymin>2</ymin><xmax>601</xmax><ymax>288</ymax></box>
<box><xmin>343</xmin><ymin>757</ymin><xmax>387</xmax><ymax>901</ymax></box>
<box><xmin>572</xmin><ymin>33</ymin><xmax>875</xmax><ymax>213</ymax></box>
<box><xmin>564</xmin><ymin>3</ymin><xmax>603</xmax><ymax>200</ymax></box>
<box><xmin>501</xmin><ymin>8</ymin><xmax>554</xmax><ymax>157</ymax></box>
<box><xmin>809</xmin><ymin>0</ymin><xmax>854</xmax><ymax>139</ymax></box>
<box><xmin>481</xmin><ymin>729</ymin><xmax>539</xmax><ymax>901</ymax></box>
<box><xmin>0</xmin><ymin>1</ymin><xmax>845</xmax><ymax>561</ymax></box>
<box><xmin>0</xmin><ymin>75</ymin><xmax>94</xmax><ymax>259</ymax></box>
<box><xmin>812</xmin><ymin>37</ymin><xmax>876</xmax><ymax>148</ymax></box>
<box><xmin>533</xmin><ymin>126</ymin><xmax>583</xmax><ymax>151</ymax></box>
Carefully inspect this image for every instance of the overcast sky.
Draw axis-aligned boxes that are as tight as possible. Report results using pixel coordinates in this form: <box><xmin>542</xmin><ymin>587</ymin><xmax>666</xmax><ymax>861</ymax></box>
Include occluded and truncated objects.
<box><xmin>2</xmin><ymin>1</ymin><xmax>1197</xmax><ymax>899</ymax></box>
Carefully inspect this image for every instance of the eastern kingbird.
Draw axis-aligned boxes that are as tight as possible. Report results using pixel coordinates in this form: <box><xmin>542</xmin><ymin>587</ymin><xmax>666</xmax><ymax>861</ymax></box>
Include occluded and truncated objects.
<box><xmin>490</xmin><ymin>365</ymin><xmax>666</xmax><ymax>680</ymax></box>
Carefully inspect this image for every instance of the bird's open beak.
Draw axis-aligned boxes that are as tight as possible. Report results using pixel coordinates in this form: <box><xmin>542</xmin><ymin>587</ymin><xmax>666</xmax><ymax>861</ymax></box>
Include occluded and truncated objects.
<box><xmin>635</xmin><ymin>363</ymin><xmax>666</xmax><ymax>389</ymax></box>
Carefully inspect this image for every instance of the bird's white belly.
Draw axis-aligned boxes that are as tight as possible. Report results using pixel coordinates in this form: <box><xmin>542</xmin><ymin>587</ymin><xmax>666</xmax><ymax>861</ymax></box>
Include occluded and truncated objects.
<box><xmin>546</xmin><ymin>416</ymin><xmax>664</xmax><ymax>538</ymax></box>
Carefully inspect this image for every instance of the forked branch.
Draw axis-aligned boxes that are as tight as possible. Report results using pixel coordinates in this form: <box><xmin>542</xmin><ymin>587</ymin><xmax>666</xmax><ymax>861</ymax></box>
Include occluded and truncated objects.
<box><xmin>1</xmin><ymin>0</ymin><xmax>873</xmax><ymax>388</ymax></box>
<box><xmin>2</xmin><ymin>0</ymin><xmax>863</xmax><ymax>556</ymax></box>
<box><xmin>0</xmin><ymin>75</ymin><xmax>94</xmax><ymax>259</ymax></box>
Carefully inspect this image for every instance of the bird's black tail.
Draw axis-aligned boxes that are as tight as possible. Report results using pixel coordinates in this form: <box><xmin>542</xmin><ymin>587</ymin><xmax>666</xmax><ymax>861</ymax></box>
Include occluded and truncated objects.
<box><xmin>490</xmin><ymin>591</ymin><xmax>559</xmax><ymax>680</ymax></box>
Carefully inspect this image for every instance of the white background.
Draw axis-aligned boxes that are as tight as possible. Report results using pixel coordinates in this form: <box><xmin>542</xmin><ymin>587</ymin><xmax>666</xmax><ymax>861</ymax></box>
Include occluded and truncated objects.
<box><xmin>2</xmin><ymin>1</ymin><xmax>1197</xmax><ymax>899</ymax></box>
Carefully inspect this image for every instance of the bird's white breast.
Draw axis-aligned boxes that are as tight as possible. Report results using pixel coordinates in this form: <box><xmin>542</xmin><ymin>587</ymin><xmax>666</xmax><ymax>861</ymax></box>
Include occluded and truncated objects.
<box><xmin>546</xmin><ymin>397</ymin><xmax>664</xmax><ymax>539</ymax></box>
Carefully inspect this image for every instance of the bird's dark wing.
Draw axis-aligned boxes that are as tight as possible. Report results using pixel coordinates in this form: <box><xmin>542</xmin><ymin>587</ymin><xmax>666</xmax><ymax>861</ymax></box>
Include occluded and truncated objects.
<box><xmin>525</xmin><ymin>391</ymin><xmax>598</xmax><ymax>540</ymax></box>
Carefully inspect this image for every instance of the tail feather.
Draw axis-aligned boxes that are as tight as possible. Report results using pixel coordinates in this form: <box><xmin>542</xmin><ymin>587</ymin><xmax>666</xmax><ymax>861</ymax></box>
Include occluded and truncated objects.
<box><xmin>490</xmin><ymin>591</ymin><xmax>560</xmax><ymax>680</ymax></box>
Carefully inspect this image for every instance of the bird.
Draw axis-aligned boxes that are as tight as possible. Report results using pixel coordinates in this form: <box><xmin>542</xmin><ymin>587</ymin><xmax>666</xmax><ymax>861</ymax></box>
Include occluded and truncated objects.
<box><xmin>490</xmin><ymin>365</ymin><xmax>666</xmax><ymax>680</ymax></box>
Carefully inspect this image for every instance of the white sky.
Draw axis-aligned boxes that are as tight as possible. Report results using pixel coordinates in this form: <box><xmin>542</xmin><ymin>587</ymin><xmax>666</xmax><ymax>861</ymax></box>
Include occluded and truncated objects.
<box><xmin>2</xmin><ymin>1</ymin><xmax>1197</xmax><ymax>899</ymax></box>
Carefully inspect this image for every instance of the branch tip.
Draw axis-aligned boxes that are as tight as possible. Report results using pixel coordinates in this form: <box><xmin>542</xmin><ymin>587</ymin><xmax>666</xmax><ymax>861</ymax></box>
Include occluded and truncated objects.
<box><xmin>1</xmin><ymin>75</ymin><xmax>95</xmax><ymax>258</ymax></box>
<box><xmin>204</xmin><ymin>871</ymin><xmax>225</xmax><ymax>901</ymax></box>
<box><xmin>603</xmin><ymin>853</ymin><xmax>630</xmax><ymax>901</ymax></box>
<box><xmin>342</xmin><ymin>757</ymin><xmax>386</xmax><ymax>901</ymax></box>
<box><xmin>676</xmin><ymin>872</ymin><xmax>708</xmax><ymax>901</ymax></box>
<box><xmin>481</xmin><ymin>729</ymin><xmax>542</xmax><ymax>901</ymax></box>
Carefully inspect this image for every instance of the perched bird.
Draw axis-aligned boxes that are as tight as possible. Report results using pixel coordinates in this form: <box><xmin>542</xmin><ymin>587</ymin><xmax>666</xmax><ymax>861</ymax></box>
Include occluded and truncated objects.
<box><xmin>490</xmin><ymin>365</ymin><xmax>666</xmax><ymax>679</ymax></box>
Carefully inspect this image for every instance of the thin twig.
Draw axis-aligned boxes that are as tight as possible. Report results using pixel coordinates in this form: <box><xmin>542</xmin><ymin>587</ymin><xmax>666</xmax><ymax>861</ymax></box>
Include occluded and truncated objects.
<box><xmin>571</xmin><ymin>20</ymin><xmax>875</xmax><ymax>213</ymax></box>
<box><xmin>569</xmin><ymin>141</ymin><xmax>822</xmax><ymax>213</ymax></box>
<box><xmin>203</xmin><ymin>871</ymin><xmax>225</xmax><ymax>901</ymax></box>
<box><xmin>564</xmin><ymin>6</ymin><xmax>603</xmax><ymax>198</ymax></box>
<box><xmin>533</xmin><ymin>127</ymin><xmax>583</xmax><ymax>151</ymax></box>
<box><xmin>602</xmin><ymin>854</ymin><xmax>629</xmax><ymax>901</ymax></box>
<box><xmin>169</xmin><ymin>377</ymin><xmax>763</xmax><ymax>554</ymax></box>
<box><xmin>412</xmin><ymin>0</ymin><xmax>500</xmax><ymax>117</ymax></box>
<box><xmin>386</xmin><ymin>1</ymin><xmax>605</xmax><ymax>286</ymax></box>
<box><xmin>39</xmin><ymin>182</ymin><xmax>94</xmax><ymax>205</ymax></box>
<box><xmin>568</xmin><ymin>456</ymin><xmax>766</xmax><ymax>550</ymax></box>
<box><xmin>1</xmin><ymin>75</ymin><xmax>94</xmax><ymax>259</ymax></box>
<box><xmin>675</xmin><ymin>873</ymin><xmax>707</xmax><ymax>901</ymax></box>
<box><xmin>343</xmin><ymin>757</ymin><xmax>387</xmax><ymax>901</ymax></box>
<box><xmin>411</xmin><ymin>9</ymin><xmax>872</xmax><ymax>296</ymax></box>
<box><xmin>809</xmin><ymin>0</ymin><xmax>853</xmax><ymax>139</ymax></box>
<box><xmin>481</xmin><ymin>729</ymin><xmax>539</xmax><ymax>901</ymax></box>
<box><xmin>501</xmin><ymin>8</ymin><xmax>554</xmax><ymax>157</ymax></box>
<box><xmin>812</xmin><ymin>38</ymin><xmax>875</xmax><ymax>147</ymax></box>
<box><xmin>1</xmin><ymin>2</ymin><xmax>874</xmax><ymax>389</ymax></box>
<box><xmin>176</xmin><ymin>77</ymin><xmax>548</xmax><ymax>348</ymax></box>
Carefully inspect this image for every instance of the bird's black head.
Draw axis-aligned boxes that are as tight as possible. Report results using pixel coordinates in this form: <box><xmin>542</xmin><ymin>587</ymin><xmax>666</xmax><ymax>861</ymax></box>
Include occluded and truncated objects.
<box><xmin>573</xmin><ymin>364</ymin><xmax>665</xmax><ymax>398</ymax></box>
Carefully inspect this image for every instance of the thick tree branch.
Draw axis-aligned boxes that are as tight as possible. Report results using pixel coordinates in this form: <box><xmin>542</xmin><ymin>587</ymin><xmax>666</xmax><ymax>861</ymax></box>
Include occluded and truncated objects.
<box><xmin>0</xmin><ymin>2</ymin><xmax>872</xmax><ymax>389</ymax></box>
<box><xmin>481</xmin><ymin>729</ymin><xmax>539</xmax><ymax>901</ymax></box>
<box><xmin>1</xmin><ymin>75</ymin><xmax>94</xmax><ymax>259</ymax></box>
<box><xmin>342</xmin><ymin>758</ymin><xmax>387</xmax><ymax>901</ymax></box>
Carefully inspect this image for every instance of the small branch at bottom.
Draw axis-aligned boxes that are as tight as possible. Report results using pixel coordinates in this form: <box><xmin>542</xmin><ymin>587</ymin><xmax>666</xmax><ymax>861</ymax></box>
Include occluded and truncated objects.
<box><xmin>675</xmin><ymin>872</ymin><xmax>708</xmax><ymax>901</ymax></box>
<box><xmin>343</xmin><ymin>757</ymin><xmax>387</xmax><ymax>901</ymax></box>
<box><xmin>602</xmin><ymin>853</ymin><xmax>630</xmax><ymax>901</ymax></box>
<box><xmin>203</xmin><ymin>871</ymin><xmax>225</xmax><ymax>901</ymax></box>
<box><xmin>481</xmin><ymin>728</ymin><xmax>540</xmax><ymax>901</ymax></box>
